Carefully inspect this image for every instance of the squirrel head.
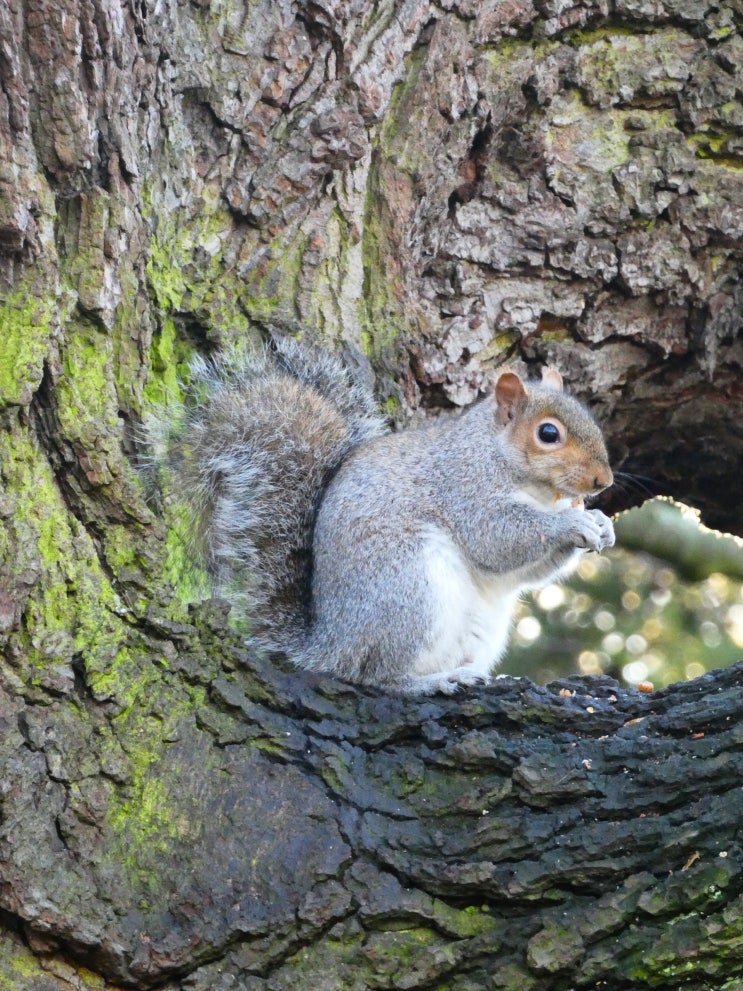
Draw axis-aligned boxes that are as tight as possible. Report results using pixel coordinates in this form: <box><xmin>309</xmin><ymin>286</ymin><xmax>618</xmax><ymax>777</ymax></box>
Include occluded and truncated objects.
<box><xmin>494</xmin><ymin>366</ymin><xmax>613</xmax><ymax>504</ymax></box>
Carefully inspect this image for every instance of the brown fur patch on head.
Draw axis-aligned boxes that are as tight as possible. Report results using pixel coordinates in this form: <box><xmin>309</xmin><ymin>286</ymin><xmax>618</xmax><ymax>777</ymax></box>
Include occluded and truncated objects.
<box><xmin>495</xmin><ymin>370</ymin><xmax>528</xmax><ymax>426</ymax></box>
<box><xmin>509</xmin><ymin>386</ymin><xmax>613</xmax><ymax>498</ymax></box>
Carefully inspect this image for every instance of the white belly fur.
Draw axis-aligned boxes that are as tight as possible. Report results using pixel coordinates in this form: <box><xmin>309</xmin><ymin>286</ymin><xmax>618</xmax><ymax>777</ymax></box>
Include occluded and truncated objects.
<box><xmin>412</xmin><ymin>528</ymin><xmax>520</xmax><ymax>679</ymax></box>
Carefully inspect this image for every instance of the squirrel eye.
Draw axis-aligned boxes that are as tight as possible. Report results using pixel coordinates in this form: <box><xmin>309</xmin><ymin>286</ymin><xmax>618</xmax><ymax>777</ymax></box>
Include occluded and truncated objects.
<box><xmin>537</xmin><ymin>421</ymin><xmax>562</xmax><ymax>444</ymax></box>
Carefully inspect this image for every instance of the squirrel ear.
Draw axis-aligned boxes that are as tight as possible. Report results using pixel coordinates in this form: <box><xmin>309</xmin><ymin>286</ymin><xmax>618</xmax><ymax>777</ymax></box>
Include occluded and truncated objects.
<box><xmin>541</xmin><ymin>366</ymin><xmax>564</xmax><ymax>392</ymax></box>
<box><xmin>495</xmin><ymin>371</ymin><xmax>527</xmax><ymax>424</ymax></box>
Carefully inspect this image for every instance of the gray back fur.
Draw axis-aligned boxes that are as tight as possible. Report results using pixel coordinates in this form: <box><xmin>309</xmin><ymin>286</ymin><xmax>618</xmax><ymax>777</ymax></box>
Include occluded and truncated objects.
<box><xmin>151</xmin><ymin>337</ymin><xmax>387</xmax><ymax>648</ymax></box>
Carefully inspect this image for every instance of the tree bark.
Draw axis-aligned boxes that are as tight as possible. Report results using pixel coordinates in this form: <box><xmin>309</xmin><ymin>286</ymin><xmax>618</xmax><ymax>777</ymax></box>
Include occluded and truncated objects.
<box><xmin>2</xmin><ymin>634</ymin><xmax>743</xmax><ymax>990</ymax></box>
<box><xmin>1</xmin><ymin>0</ymin><xmax>743</xmax><ymax>987</ymax></box>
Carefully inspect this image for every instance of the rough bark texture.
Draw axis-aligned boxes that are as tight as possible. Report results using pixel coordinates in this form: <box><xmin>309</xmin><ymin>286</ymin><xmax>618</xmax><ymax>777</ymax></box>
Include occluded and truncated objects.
<box><xmin>1</xmin><ymin>0</ymin><xmax>743</xmax><ymax>987</ymax></box>
<box><xmin>3</xmin><ymin>633</ymin><xmax>743</xmax><ymax>991</ymax></box>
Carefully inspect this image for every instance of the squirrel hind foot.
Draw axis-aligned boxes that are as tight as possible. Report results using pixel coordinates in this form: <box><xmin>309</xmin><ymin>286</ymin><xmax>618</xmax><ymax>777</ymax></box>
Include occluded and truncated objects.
<box><xmin>401</xmin><ymin>667</ymin><xmax>494</xmax><ymax>696</ymax></box>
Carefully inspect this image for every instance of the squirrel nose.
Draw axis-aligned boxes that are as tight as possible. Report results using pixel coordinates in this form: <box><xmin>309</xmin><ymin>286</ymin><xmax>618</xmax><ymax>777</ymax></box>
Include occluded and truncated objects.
<box><xmin>593</xmin><ymin>466</ymin><xmax>614</xmax><ymax>492</ymax></box>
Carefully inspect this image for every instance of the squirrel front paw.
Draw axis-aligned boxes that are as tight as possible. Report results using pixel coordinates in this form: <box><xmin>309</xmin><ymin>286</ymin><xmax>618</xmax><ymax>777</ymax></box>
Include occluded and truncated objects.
<box><xmin>568</xmin><ymin>508</ymin><xmax>615</xmax><ymax>553</ymax></box>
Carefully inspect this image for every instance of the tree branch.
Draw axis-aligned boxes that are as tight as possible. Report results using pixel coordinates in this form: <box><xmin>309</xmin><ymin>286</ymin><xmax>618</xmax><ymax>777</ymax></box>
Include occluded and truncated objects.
<box><xmin>2</xmin><ymin>602</ymin><xmax>742</xmax><ymax>988</ymax></box>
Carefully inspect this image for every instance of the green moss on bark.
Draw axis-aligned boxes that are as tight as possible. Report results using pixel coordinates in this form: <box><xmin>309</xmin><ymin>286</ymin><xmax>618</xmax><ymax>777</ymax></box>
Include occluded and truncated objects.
<box><xmin>0</xmin><ymin>931</ymin><xmax>113</xmax><ymax>989</ymax></box>
<box><xmin>0</xmin><ymin>288</ymin><xmax>59</xmax><ymax>407</ymax></box>
<box><xmin>56</xmin><ymin>322</ymin><xmax>123</xmax><ymax>489</ymax></box>
<box><xmin>0</xmin><ymin>425</ymin><xmax>129</xmax><ymax>672</ymax></box>
<box><xmin>144</xmin><ymin>185</ymin><xmax>254</xmax><ymax>341</ymax></box>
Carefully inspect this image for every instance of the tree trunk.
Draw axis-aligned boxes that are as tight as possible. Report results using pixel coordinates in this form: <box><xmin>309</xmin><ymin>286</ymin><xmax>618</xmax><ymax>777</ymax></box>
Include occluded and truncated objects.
<box><xmin>1</xmin><ymin>0</ymin><xmax>743</xmax><ymax>987</ymax></box>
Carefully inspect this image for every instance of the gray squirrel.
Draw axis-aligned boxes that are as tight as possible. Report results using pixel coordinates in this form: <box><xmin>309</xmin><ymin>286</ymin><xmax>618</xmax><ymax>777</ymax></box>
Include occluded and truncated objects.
<box><xmin>154</xmin><ymin>337</ymin><xmax>615</xmax><ymax>693</ymax></box>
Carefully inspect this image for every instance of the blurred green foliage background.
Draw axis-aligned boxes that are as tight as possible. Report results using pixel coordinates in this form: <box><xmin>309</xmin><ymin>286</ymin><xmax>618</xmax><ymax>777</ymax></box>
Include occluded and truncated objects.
<box><xmin>502</xmin><ymin>499</ymin><xmax>743</xmax><ymax>688</ymax></box>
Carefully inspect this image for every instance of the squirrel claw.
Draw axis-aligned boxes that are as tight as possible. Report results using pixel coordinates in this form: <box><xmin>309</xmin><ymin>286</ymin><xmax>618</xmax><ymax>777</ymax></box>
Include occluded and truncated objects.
<box><xmin>439</xmin><ymin>669</ymin><xmax>494</xmax><ymax>695</ymax></box>
<box><xmin>403</xmin><ymin>668</ymin><xmax>493</xmax><ymax>695</ymax></box>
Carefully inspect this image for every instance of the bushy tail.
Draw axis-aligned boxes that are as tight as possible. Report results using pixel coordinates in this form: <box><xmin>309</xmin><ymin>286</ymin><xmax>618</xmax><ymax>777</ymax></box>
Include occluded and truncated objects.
<box><xmin>150</xmin><ymin>337</ymin><xmax>387</xmax><ymax>650</ymax></box>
